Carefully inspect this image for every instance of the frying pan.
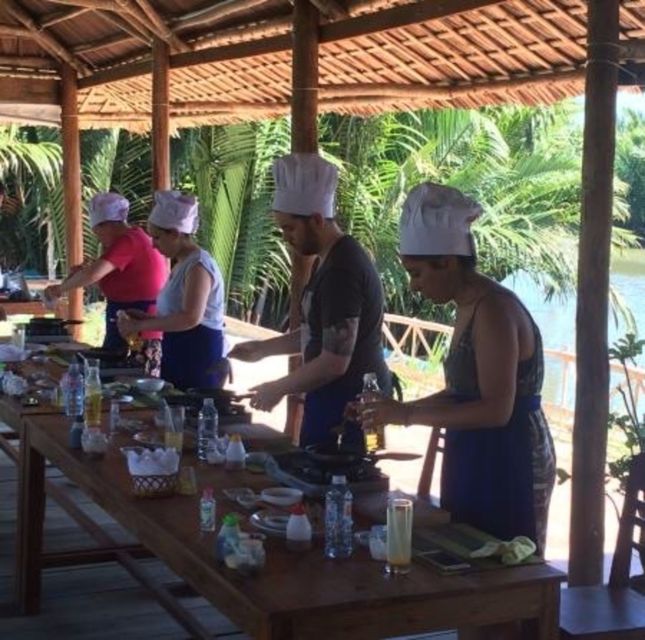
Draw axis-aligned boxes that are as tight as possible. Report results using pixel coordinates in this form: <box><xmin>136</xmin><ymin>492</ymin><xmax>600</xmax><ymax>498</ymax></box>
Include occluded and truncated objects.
<box><xmin>304</xmin><ymin>443</ymin><xmax>421</xmax><ymax>466</ymax></box>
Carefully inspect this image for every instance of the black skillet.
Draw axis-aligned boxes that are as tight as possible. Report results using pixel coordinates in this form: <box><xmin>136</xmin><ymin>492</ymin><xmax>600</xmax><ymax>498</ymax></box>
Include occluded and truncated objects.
<box><xmin>304</xmin><ymin>443</ymin><xmax>421</xmax><ymax>466</ymax></box>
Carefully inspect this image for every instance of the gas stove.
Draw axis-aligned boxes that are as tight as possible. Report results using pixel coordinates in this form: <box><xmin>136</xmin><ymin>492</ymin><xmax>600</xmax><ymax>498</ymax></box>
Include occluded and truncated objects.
<box><xmin>266</xmin><ymin>451</ymin><xmax>390</xmax><ymax>497</ymax></box>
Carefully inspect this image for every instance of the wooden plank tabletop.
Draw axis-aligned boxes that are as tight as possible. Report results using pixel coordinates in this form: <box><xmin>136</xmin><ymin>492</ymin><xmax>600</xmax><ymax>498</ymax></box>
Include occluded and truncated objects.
<box><xmin>17</xmin><ymin>411</ymin><xmax>565</xmax><ymax>640</ymax></box>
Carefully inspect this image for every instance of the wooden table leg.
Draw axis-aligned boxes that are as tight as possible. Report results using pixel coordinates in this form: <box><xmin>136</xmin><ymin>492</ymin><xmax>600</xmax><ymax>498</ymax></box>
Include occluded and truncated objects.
<box><xmin>537</xmin><ymin>582</ymin><xmax>560</xmax><ymax>640</ymax></box>
<box><xmin>14</xmin><ymin>426</ymin><xmax>46</xmax><ymax>614</ymax></box>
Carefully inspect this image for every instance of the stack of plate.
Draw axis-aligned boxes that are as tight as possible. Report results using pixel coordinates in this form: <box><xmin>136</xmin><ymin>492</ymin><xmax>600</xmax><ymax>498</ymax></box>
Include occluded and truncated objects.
<box><xmin>250</xmin><ymin>509</ymin><xmax>290</xmax><ymax>536</ymax></box>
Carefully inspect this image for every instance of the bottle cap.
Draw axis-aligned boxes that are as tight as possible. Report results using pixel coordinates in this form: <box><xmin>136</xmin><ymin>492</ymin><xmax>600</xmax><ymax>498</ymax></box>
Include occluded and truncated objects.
<box><xmin>230</xmin><ymin>433</ymin><xmax>242</xmax><ymax>443</ymax></box>
<box><xmin>203</xmin><ymin>486</ymin><xmax>214</xmax><ymax>499</ymax></box>
<box><xmin>332</xmin><ymin>475</ymin><xmax>347</xmax><ymax>485</ymax></box>
<box><xmin>290</xmin><ymin>502</ymin><xmax>306</xmax><ymax>515</ymax></box>
<box><xmin>223</xmin><ymin>513</ymin><xmax>238</xmax><ymax>526</ymax></box>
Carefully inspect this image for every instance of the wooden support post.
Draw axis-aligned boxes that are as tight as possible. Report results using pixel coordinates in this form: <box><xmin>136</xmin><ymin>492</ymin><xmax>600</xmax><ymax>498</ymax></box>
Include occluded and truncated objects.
<box><xmin>569</xmin><ymin>0</ymin><xmax>620</xmax><ymax>587</ymax></box>
<box><xmin>284</xmin><ymin>0</ymin><xmax>320</xmax><ymax>442</ymax></box>
<box><xmin>152</xmin><ymin>39</ymin><xmax>171</xmax><ymax>191</ymax></box>
<box><xmin>60</xmin><ymin>64</ymin><xmax>84</xmax><ymax>331</ymax></box>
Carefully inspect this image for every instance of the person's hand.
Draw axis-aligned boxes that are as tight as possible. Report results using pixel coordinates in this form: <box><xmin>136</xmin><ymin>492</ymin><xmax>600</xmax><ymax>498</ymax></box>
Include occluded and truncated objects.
<box><xmin>116</xmin><ymin>312</ymin><xmax>140</xmax><ymax>339</ymax></box>
<box><xmin>68</xmin><ymin>262</ymin><xmax>89</xmax><ymax>276</ymax></box>
<box><xmin>44</xmin><ymin>285</ymin><xmax>63</xmax><ymax>301</ymax></box>
<box><xmin>228</xmin><ymin>340</ymin><xmax>265</xmax><ymax>362</ymax></box>
<box><xmin>357</xmin><ymin>397</ymin><xmax>409</xmax><ymax>430</ymax></box>
<box><xmin>249</xmin><ymin>381</ymin><xmax>284</xmax><ymax>412</ymax></box>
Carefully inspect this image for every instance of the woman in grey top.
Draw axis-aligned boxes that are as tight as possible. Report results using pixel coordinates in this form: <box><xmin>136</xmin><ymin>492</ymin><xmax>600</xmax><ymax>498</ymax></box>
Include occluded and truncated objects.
<box><xmin>117</xmin><ymin>190</ymin><xmax>227</xmax><ymax>390</ymax></box>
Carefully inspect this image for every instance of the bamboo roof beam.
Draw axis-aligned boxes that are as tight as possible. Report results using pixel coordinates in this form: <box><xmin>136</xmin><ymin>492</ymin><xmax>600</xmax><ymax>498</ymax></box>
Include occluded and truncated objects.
<box><xmin>98</xmin><ymin>11</ymin><xmax>151</xmax><ymax>45</ymax></box>
<box><xmin>3</xmin><ymin>0</ymin><xmax>90</xmax><ymax>75</ymax></box>
<box><xmin>308</xmin><ymin>0</ymin><xmax>347</xmax><ymax>20</ymax></box>
<box><xmin>0</xmin><ymin>69</ymin><xmax>60</xmax><ymax>80</ymax></box>
<box><xmin>41</xmin><ymin>7</ymin><xmax>91</xmax><ymax>27</ymax></box>
<box><xmin>0</xmin><ymin>55</ymin><xmax>58</xmax><ymax>70</ymax></box>
<box><xmin>621</xmin><ymin>37</ymin><xmax>645</xmax><ymax>60</ymax></box>
<box><xmin>133</xmin><ymin>0</ymin><xmax>190</xmax><ymax>52</ymax></box>
<box><xmin>46</xmin><ymin>0</ymin><xmax>125</xmax><ymax>10</ymax></box>
<box><xmin>170</xmin><ymin>0</ymin><xmax>274</xmax><ymax>32</ymax></box>
<box><xmin>0</xmin><ymin>24</ymin><xmax>33</xmax><ymax>38</ymax></box>
<box><xmin>73</xmin><ymin>32</ymin><xmax>138</xmax><ymax>55</ymax></box>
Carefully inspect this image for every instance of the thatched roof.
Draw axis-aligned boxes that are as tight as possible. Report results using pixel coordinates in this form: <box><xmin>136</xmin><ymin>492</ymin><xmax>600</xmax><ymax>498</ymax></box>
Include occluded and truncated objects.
<box><xmin>1</xmin><ymin>0</ymin><xmax>645</xmax><ymax>130</ymax></box>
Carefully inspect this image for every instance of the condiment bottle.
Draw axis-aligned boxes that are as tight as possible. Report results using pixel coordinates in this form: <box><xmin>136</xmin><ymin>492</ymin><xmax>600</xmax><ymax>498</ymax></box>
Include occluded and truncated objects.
<box><xmin>225</xmin><ymin>434</ymin><xmax>246</xmax><ymax>471</ymax></box>
<box><xmin>216</xmin><ymin>513</ymin><xmax>241</xmax><ymax>561</ymax></box>
<box><xmin>68</xmin><ymin>414</ymin><xmax>84</xmax><ymax>449</ymax></box>
<box><xmin>286</xmin><ymin>502</ymin><xmax>313</xmax><ymax>551</ymax></box>
<box><xmin>200</xmin><ymin>486</ymin><xmax>216</xmax><ymax>532</ymax></box>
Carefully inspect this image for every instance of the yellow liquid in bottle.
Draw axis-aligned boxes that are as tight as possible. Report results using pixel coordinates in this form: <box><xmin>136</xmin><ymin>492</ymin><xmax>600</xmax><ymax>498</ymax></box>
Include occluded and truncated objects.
<box><xmin>85</xmin><ymin>392</ymin><xmax>102</xmax><ymax>427</ymax></box>
<box><xmin>164</xmin><ymin>430</ymin><xmax>184</xmax><ymax>451</ymax></box>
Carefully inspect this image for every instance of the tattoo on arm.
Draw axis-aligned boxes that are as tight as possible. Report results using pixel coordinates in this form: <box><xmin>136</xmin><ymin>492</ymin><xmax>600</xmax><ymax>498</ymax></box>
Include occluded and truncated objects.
<box><xmin>323</xmin><ymin>318</ymin><xmax>359</xmax><ymax>356</ymax></box>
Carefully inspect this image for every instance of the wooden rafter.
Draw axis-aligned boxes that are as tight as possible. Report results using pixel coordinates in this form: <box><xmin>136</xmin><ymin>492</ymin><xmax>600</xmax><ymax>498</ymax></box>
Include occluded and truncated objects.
<box><xmin>0</xmin><ymin>55</ymin><xmax>58</xmax><ymax>70</ymax></box>
<box><xmin>40</xmin><ymin>7</ymin><xmax>90</xmax><ymax>27</ymax></box>
<box><xmin>47</xmin><ymin>0</ymin><xmax>188</xmax><ymax>51</ymax></box>
<box><xmin>73</xmin><ymin>32</ymin><xmax>138</xmax><ymax>54</ymax></box>
<box><xmin>171</xmin><ymin>0</ymin><xmax>273</xmax><ymax>31</ymax></box>
<box><xmin>0</xmin><ymin>24</ymin><xmax>33</xmax><ymax>38</ymax></box>
<box><xmin>98</xmin><ymin>11</ymin><xmax>151</xmax><ymax>45</ymax></box>
<box><xmin>308</xmin><ymin>0</ymin><xmax>347</xmax><ymax>20</ymax></box>
<box><xmin>621</xmin><ymin>37</ymin><xmax>645</xmax><ymax>61</ymax></box>
<box><xmin>134</xmin><ymin>0</ymin><xmax>189</xmax><ymax>52</ymax></box>
<box><xmin>2</xmin><ymin>0</ymin><xmax>89</xmax><ymax>75</ymax></box>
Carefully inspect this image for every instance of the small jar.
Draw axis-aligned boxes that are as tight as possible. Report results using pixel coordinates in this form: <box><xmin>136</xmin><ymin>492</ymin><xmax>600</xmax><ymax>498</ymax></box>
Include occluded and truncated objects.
<box><xmin>225</xmin><ymin>434</ymin><xmax>246</xmax><ymax>471</ymax></box>
<box><xmin>81</xmin><ymin>428</ymin><xmax>109</xmax><ymax>459</ymax></box>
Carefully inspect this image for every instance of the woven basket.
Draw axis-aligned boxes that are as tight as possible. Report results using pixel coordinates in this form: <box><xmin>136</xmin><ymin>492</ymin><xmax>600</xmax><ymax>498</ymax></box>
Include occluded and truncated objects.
<box><xmin>131</xmin><ymin>473</ymin><xmax>178</xmax><ymax>498</ymax></box>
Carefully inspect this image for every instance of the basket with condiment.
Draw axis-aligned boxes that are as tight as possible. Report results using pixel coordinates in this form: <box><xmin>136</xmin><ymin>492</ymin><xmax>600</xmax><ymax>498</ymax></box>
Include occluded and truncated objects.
<box><xmin>121</xmin><ymin>446</ymin><xmax>180</xmax><ymax>498</ymax></box>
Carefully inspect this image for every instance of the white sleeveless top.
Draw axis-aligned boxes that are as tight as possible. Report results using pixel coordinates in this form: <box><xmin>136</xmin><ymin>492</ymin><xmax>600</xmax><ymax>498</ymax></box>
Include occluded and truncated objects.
<box><xmin>156</xmin><ymin>248</ymin><xmax>225</xmax><ymax>331</ymax></box>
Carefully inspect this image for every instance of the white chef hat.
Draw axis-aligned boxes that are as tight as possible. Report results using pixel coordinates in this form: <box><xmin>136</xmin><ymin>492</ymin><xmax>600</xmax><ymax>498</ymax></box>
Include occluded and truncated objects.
<box><xmin>148</xmin><ymin>190</ymin><xmax>199</xmax><ymax>234</ymax></box>
<box><xmin>89</xmin><ymin>192</ymin><xmax>129</xmax><ymax>229</ymax></box>
<box><xmin>272</xmin><ymin>153</ymin><xmax>338</xmax><ymax>219</ymax></box>
<box><xmin>399</xmin><ymin>183</ymin><xmax>482</xmax><ymax>256</ymax></box>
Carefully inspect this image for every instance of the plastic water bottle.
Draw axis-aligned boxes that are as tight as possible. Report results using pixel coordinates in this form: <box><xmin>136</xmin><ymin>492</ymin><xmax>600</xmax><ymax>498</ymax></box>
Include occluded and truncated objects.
<box><xmin>199</xmin><ymin>487</ymin><xmax>216</xmax><ymax>532</ymax></box>
<box><xmin>61</xmin><ymin>363</ymin><xmax>84</xmax><ymax>417</ymax></box>
<box><xmin>324</xmin><ymin>475</ymin><xmax>353</xmax><ymax>558</ymax></box>
<box><xmin>197</xmin><ymin>398</ymin><xmax>219</xmax><ymax>462</ymax></box>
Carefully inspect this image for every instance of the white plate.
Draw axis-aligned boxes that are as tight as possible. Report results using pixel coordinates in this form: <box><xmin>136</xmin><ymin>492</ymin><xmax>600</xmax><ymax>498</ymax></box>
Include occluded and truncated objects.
<box><xmin>250</xmin><ymin>509</ymin><xmax>289</xmax><ymax>535</ymax></box>
<box><xmin>260</xmin><ymin>487</ymin><xmax>303</xmax><ymax>507</ymax></box>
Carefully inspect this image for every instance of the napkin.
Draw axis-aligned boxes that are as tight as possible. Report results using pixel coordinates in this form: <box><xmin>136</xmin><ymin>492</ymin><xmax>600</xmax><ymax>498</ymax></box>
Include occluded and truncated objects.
<box><xmin>0</xmin><ymin>344</ymin><xmax>29</xmax><ymax>362</ymax></box>
<box><xmin>123</xmin><ymin>447</ymin><xmax>180</xmax><ymax>476</ymax></box>
<box><xmin>1</xmin><ymin>371</ymin><xmax>28</xmax><ymax>396</ymax></box>
<box><xmin>469</xmin><ymin>535</ymin><xmax>536</xmax><ymax>565</ymax></box>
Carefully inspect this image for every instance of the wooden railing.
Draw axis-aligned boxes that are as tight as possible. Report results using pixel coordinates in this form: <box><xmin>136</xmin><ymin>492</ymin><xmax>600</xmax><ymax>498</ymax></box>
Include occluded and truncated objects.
<box><xmin>382</xmin><ymin>313</ymin><xmax>645</xmax><ymax>419</ymax></box>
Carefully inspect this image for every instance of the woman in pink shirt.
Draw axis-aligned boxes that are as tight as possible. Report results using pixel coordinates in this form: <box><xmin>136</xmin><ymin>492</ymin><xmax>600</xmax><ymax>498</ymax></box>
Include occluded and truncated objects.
<box><xmin>44</xmin><ymin>192</ymin><xmax>168</xmax><ymax>375</ymax></box>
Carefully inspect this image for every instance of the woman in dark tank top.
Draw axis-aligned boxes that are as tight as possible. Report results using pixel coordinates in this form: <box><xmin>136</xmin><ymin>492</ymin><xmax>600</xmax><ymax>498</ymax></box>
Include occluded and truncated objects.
<box><xmin>358</xmin><ymin>183</ymin><xmax>556</xmax><ymax>640</ymax></box>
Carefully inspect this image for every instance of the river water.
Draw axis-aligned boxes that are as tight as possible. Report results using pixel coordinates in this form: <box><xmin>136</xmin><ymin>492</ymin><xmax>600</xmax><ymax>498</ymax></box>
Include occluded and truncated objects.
<box><xmin>505</xmin><ymin>248</ymin><xmax>645</xmax><ymax>411</ymax></box>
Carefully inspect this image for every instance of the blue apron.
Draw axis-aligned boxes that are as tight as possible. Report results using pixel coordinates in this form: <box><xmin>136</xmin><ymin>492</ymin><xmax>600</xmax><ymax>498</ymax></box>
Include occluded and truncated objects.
<box><xmin>104</xmin><ymin>299</ymin><xmax>156</xmax><ymax>351</ymax></box>
<box><xmin>160</xmin><ymin>324</ymin><xmax>225</xmax><ymax>391</ymax></box>
<box><xmin>440</xmin><ymin>394</ymin><xmax>541</xmax><ymax>542</ymax></box>
<box><xmin>300</xmin><ymin>377</ymin><xmax>365</xmax><ymax>453</ymax></box>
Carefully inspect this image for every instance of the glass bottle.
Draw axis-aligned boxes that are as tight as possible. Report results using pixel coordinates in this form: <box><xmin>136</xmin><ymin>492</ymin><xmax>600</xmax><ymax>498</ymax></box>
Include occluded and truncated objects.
<box><xmin>84</xmin><ymin>361</ymin><xmax>102</xmax><ymax>428</ymax></box>
<box><xmin>362</xmin><ymin>372</ymin><xmax>385</xmax><ymax>452</ymax></box>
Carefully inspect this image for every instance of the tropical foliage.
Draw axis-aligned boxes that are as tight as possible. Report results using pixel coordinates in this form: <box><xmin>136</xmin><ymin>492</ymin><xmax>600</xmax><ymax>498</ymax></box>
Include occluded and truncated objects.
<box><xmin>0</xmin><ymin>101</ymin><xmax>642</xmax><ymax>328</ymax></box>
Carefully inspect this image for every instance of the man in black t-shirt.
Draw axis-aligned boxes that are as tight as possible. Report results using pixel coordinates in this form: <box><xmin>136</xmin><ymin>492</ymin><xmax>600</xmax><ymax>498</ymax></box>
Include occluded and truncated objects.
<box><xmin>229</xmin><ymin>153</ymin><xmax>389</xmax><ymax>449</ymax></box>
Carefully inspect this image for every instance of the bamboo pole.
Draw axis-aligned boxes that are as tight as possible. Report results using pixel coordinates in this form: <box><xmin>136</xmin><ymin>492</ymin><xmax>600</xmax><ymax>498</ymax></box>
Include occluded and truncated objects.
<box><xmin>41</xmin><ymin>7</ymin><xmax>90</xmax><ymax>28</ymax></box>
<box><xmin>284</xmin><ymin>0</ymin><xmax>320</xmax><ymax>443</ymax></box>
<box><xmin>569</xmin><ymin>0</ymin><xmax>620</xmax><ymax>587</ymax></box>
<box><xmin>152</xmin><ymin>39</ymin><xmax>171</xmax><ymax>191</ymax></box>
<box><xmin>133</xmin><ymin>0</ymin><xmax>190</xmax><ymax>52</ymax></box>
<box><xmin>170</xmin><ymin>0</ymin><xmax>271</xmax><ymax>31</ymax></box>
<box><xmin>60</xmin><ymin>65</ymin><xmax>84</xmax><ymax>332</ymax></box>
<box><xmin>3</xmin><ymin>0</ymin><xmax>89</xmax><ymax>75</ymax></box>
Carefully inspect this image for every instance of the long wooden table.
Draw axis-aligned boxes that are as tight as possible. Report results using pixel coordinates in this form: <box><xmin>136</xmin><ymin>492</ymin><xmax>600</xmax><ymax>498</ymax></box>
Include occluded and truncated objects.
<box><xmin>16</xmin><ymin>412</ymin><xmax>565</xmax><ymax>639</ymax></box>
